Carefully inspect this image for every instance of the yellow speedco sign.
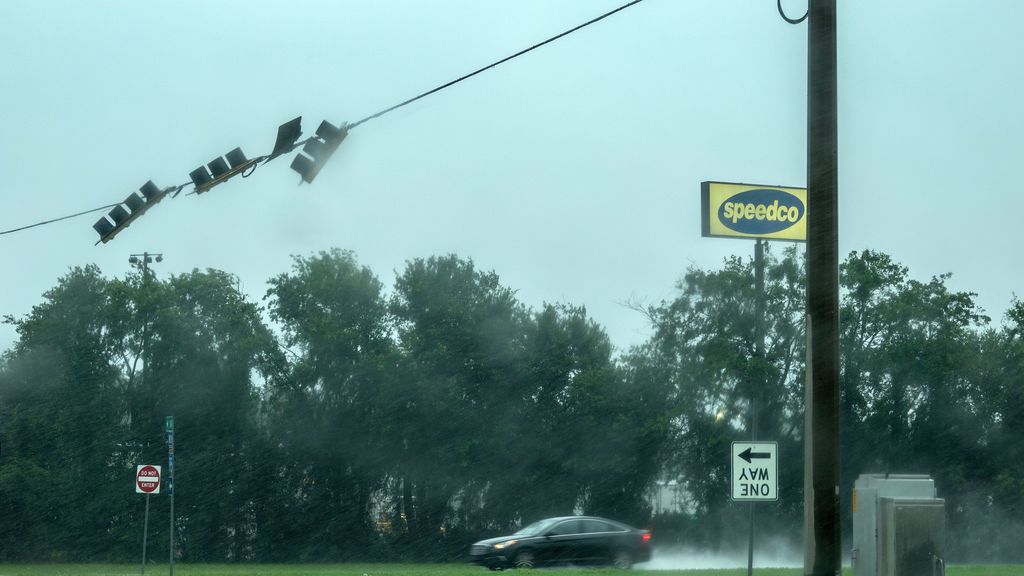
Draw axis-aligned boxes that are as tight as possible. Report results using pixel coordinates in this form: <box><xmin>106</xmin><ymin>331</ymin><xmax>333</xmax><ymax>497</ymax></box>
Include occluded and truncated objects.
<box><xmin>701</xmin><ymin>181</ymin><xmax>807</xmax><ymax>242</ymax></box>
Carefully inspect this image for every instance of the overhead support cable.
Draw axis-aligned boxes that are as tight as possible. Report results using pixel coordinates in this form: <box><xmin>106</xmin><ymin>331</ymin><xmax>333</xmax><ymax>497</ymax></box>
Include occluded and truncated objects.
<box><xmin>349</xmin><ymin>0</ymin><xmax>646</xmax><ymax>129</ymax></box>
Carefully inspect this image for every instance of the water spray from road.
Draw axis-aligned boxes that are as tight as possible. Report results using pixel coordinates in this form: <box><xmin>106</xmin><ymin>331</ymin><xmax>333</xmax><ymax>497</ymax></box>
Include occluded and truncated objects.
<box><xmin>638</xmin><ymin>540</ymin><xmax>803</xmax><ymax>571</ymax></box>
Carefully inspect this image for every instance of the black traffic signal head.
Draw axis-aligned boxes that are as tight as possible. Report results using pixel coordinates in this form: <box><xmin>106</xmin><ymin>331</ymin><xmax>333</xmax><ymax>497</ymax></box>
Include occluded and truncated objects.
<box><xmin>290</xmin><ymin>120</ymin><xmax>347</xmax><ymax>184</ymax></box>
<box><xmin>190</xmin><ymin>147</ymin><xmax>256</xmax><ymax>194</ymax></box>
<box><xmin>93</xmin><ymin>180</ymin><xmax>170</xmax><ymax>244</ymax></box>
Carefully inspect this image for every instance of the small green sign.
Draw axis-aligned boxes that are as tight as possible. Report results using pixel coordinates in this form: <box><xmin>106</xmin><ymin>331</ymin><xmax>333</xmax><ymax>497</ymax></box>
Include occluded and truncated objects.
<box><xmin>166</xmin><ymin>416</ymin><xmax>174</xmax><ymax>432</ymax></box>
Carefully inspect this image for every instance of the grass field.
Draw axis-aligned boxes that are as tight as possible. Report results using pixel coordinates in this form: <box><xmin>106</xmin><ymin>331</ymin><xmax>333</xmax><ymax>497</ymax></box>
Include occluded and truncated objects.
<box><xmin>0</xmin><ymin>565</ymin><xmax>1019</xmax><ymax>576</ymax></box>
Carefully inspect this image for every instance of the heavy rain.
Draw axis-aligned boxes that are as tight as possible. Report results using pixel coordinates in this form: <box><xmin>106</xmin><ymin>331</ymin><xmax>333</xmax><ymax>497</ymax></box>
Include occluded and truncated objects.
<box><xmin>2</xmin><ymin>2</ymin><xmax>1024</xmax><ymax>576</ymax></box>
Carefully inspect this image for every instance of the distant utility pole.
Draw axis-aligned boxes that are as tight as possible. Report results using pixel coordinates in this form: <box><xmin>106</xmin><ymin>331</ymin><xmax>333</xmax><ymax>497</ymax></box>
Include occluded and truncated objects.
<box><xmin>127</xmin><ymin>250</ymin><xmax>163</xmax><ymax>385</ymax></box>
<box><xmin>129</xmin><ymin>250</ymin><xmax>170</xmax><ymax>576</ymax></box>
<box><xmin>806</xmin><ymin>1</ymin><xmax>841</xmax><ymax>575</ymax></box>
<box><xmin>129</xmin><ymin>252</ymin><xmax>164</xmax><ymax>275</ymax></box>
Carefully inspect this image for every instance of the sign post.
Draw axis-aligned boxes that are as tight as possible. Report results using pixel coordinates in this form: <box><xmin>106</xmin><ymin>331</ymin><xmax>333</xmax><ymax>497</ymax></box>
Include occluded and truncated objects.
<box><xmin>166</xmin><ymin>416</ymin><xmax>174</xmax><ymax>576</ymax></box>
<box><xmin>135</xmin><ymin>465</ymin><xmax>161</xmax><ymax>575</ymax></box>
<box><xmin>702</xmin><ymin>182</ymin><xmax>802</xmax><ymax>575</ymax></box>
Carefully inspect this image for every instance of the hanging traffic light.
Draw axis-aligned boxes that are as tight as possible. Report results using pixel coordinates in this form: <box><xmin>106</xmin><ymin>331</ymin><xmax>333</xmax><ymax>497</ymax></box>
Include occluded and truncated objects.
<box><xmin>290</xmin><ymin>120</ymin><xmax>348</xmax><ymax>184</ymax></box>
<box><xmin>89</xmin><ymin>116</ymin><xmax>329</xmax><ymax>246</ymax></box>
<box><xmin>189</xmin><ymin>147</ymin><xmax>256</xmax><ymax>194</ymax></box>
<box><xmin>92</xmin><ymin>180</ymin><xmax>170</xmax><ymax>244</ymax></box>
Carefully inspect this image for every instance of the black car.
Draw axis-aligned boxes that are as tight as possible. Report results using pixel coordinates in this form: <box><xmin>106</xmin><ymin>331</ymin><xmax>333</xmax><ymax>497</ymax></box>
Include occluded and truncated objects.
<box><xmin>469</xmin><ymin>515</ymin><xmax>652</xmax><ymax>570</ymax></box>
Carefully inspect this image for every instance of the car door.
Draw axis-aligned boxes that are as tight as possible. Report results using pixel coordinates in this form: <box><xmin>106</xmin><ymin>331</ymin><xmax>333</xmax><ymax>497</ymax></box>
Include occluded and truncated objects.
<box><xmin>580</xmin><ymin>519</ymin><xmax>625</xmax><ymax>563</ymax></box>
<box><xmin>535</xmin><ymin>519</ymin><xmax>583</xmax><ymax>565</ymax></box>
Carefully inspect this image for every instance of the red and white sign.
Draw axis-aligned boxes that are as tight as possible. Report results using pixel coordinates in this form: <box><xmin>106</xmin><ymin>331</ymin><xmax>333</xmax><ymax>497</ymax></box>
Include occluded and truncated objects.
<box><xmin>136</xmin><ymin>465</ymin><xmax>161</xmax><ymax>494</ymax></box>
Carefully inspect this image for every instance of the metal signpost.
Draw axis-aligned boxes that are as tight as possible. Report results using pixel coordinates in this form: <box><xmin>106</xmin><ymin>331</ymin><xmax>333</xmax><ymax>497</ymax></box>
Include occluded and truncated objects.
<box><xmin>136</xmin><ymin>465</ymin><xmax>161</xmax><ymax>575</ymax></box>
<box><xmin>731</xmin><ymin>441</ymin><xmax>779</xmax><ymax>574</ymax></box>
<box><xmin>166</xmin><ymin>416</ymin><xmax>174</xmax><ymax>576</ymax></box>
<box><xmin>701</xmin><ymin>181</ymin><xmax>805</xmax><ymax>575</ymax></box>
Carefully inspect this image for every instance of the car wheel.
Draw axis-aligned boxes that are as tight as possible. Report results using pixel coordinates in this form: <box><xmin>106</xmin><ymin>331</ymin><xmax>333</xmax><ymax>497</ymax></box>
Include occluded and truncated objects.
<box><xmin>612</xmin><ymin>549</ymin><xmax>633</xmax><ymax>569</ymax></box>
<box><xmin>514</xmin><ymin>550</ymin><xmax>536</xmax><ymax>569</ymax></box>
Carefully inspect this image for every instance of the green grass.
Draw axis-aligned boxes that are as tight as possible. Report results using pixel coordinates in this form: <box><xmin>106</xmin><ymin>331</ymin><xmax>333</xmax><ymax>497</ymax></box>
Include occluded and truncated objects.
<box><xmin>0</xmin><ymin>565</ymin><xmax>1019</xmax><ymax>576</ymax></box>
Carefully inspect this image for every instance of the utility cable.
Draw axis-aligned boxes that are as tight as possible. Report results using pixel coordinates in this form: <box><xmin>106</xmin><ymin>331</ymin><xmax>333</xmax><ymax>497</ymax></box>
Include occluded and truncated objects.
<box><xmin>0</xmin><ymin>203</ymin><xmax>120</xmax><ymax>236</ymax></box>
<box><xmin>777</xmin><ymin>0</ymin><xmax>808</xmax><ymax>24</ymax></box>
<box><xmin>1</xmin><ymin>181</ymin><xmax>190</xmax><ymax>236</ymax></box>
<box><xmin>349</xmin><ymin>0</ymin><xmax>646</xmax><ymax>129</ymax></box>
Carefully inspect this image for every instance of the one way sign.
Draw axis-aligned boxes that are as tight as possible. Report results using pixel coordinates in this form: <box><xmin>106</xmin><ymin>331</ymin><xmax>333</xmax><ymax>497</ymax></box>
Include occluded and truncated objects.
<box><xmin>731</xmin><ymin>441</ymin><xmax>778</xmax><ymax>501</ymax></box>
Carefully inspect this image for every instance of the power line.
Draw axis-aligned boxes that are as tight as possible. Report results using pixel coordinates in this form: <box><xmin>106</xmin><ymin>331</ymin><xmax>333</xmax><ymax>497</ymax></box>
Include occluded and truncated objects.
<box><xmin>350</xmin><ymin>0</ymin><xmax>646</xmax><ymax>129</ymax></box>
<box><xmin>0</xmin><ymin>0</ymin><xmax>647</xmax><ymax>239</ymax></box>
<box><xmin>0</xmin><ymin>203</ymin><xmax>119</xmax><ymax>236</ymax></box>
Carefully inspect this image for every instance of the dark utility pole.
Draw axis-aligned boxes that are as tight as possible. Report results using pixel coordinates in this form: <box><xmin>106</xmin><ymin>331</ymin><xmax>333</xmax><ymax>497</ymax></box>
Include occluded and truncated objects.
<box><xmin>806</xmin><ymin>1</ymin><xmax>841</xmax><ymax>575</ymax></box>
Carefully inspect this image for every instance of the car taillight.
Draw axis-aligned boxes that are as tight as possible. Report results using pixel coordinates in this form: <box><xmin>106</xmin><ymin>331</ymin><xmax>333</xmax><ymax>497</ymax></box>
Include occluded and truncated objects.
<box><xmin>642</xmin><ymin>533</ymin><xmax>651</xmax><ymax>542</ymax></box>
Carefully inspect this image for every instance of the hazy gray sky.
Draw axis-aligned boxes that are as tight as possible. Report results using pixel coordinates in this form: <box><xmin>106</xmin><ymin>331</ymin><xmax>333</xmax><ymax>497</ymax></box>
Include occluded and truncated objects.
<box><xmin>2</xmin><ymin>0</ymin><xmax>1022</xmax><ymax>354</ymax></box>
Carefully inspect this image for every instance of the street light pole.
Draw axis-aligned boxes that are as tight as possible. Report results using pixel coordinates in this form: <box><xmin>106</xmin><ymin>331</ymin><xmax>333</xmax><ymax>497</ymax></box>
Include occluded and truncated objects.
<box><xmin>128</xmin><ymin>250</ymin><xmax>166</xmax><ymax>574</ymax></box>
<box><xmin>129</xmin><ymin>252</ymin><xmax>164</xmax><ymax>276</ymax></box>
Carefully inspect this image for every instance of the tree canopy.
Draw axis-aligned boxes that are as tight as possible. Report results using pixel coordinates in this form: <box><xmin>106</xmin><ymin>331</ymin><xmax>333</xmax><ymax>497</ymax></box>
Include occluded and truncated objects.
<box><xmin>1</xmin><ymin>247</ymin><xmax>1021</xmax><ymax>563</ymax></box>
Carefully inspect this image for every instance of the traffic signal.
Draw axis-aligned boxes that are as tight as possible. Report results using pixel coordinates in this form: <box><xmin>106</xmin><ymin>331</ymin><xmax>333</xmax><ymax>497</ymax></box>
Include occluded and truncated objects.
<box><xmin>189</xmin><ymin>147</ymin><xmax>256</xmax><ymax>194</ymax></box>
<box><xmin>290</xmin><ymin>120</ymin><xmax>348</xmax><ymax>184</ymax></box>
<box><xmin>93</xmin><ymin>180</ymin><xmax>170</xmax><ymax>244</ymax></box>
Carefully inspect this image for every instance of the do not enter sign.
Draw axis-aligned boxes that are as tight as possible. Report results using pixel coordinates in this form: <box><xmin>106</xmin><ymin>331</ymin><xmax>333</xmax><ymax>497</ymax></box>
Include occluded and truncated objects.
<box><xmin>136</xmin><ymin>464</ymin><xmax>161</xmax><ymax>494</ymax></box>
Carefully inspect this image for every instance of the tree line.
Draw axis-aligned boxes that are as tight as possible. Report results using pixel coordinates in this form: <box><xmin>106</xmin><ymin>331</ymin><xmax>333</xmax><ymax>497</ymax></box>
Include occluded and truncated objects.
<box><xmin>0</xmin><ymin>247</ymin><xmax>1021</xmax><ymax>563</ymax></box>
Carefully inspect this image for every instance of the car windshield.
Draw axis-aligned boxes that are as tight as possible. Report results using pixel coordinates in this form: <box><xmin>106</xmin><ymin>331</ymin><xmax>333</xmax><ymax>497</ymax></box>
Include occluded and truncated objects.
<box><xmin>513</xmin><ymin>518</ymin><xmax>561</xmax><ymax>537</ymax></box>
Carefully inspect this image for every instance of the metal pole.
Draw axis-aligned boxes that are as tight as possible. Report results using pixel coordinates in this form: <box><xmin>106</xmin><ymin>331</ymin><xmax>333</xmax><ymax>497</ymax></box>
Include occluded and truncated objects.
<box><xmin>141</xmin><ymin>493</ymin><xmax>150</xmax><ymax>575</ymax></box>
<box><xmin>749</xmin><ymin>238</ymin><xmax>766</xmax><ymax>576</ymax></box>
<box><xmin>167</xmin><ymin>417</ymin><xmax>174</xmax><ymax>576</ymax></box>
<box><xmin>748</xmin><ymin>466</ymin><xmax>756</xmax><ymax>576</ymax></box>
<box><xmin>807</xmin><ymin>1</ymin><xmax>841</xmax><ymax>575</ymax></box>
<box><xmin>169</xmin><ymin>479</ymin><xmax>174</xmax><ymax>576</ymax></box>
<box><xmin>753</xmin><ymin>239</ymin><xmax>766</xmax><ymax>438</ymax></box>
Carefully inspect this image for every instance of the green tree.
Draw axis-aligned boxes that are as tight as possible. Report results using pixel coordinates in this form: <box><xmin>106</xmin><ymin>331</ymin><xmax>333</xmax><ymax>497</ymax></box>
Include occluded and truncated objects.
<box><xmin>0</xmin><ymin>266</ymin><xmax>128</xmax><ymax>560</ymax></box>
<box><xmin>144</xmin><ymin>269</ymin><xmax>281</xmax><ymax>561</ymax></box>
<box><xmin>0</xmin><ymin>265</ymin><xmax>280</xmax><ymax>562</ymax></box>
<box><xmin>261</xmin><ymin>249</ymin><xmax>393</xmax><ymax>560</ymax></box>
<box><xmin>636</xmin><ymin>245</ymin><xmax>806</xmax><ymax>545</ymax></box>
<box><xmin>506</xmin><ymin>303</ymin><xmax>671</xmax><ymax>527</ymax></box>
<box><xmin>838</xmin><ymin>250</ymin><xmax>992</xmax><ymax>560</ymax></box>
<box><xmin>387</xmin><ymin>254</ymin><xmax>528</xmax><ymax>552</ymax></box>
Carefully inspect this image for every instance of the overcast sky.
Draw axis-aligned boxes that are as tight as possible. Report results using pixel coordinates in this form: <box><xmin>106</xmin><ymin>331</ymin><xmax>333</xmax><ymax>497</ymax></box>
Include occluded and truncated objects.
<box><xmin>2</xmin><ymin>0</ymin><xmax>1022</xmax><ymax>355</ymax></box>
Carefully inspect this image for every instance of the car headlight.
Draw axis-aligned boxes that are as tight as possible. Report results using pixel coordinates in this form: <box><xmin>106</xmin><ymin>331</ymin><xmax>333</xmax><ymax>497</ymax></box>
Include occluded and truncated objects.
<box><xmin>493</xmin><ymin>539</ymin><xmax>518</xmax><ymax>549</ymax></box>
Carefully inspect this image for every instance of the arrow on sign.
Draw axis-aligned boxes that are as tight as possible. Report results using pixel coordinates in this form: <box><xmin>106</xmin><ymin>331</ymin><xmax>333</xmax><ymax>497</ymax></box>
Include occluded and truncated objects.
<box><xmin>739</xmin><ymin>447</ymin><xmax>771</xmax><ymax>463</ymax></box>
